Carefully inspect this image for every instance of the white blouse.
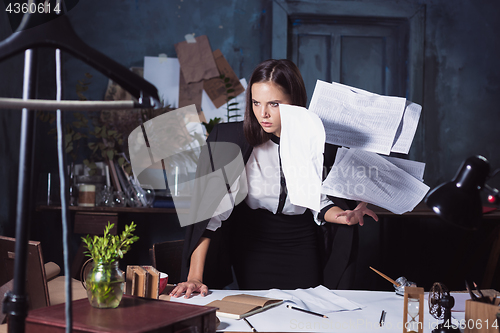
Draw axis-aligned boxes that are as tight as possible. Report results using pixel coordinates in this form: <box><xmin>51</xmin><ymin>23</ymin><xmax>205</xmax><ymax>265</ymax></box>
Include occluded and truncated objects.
<box><xmin>244</xmin><ymin>138</ymin><xmax>306</xmax><ymax>215</ymax></box>
<box><xmin>206</xmin><ymin>138</ymin><xmax>332</xmax><ymax>231</ymax></box>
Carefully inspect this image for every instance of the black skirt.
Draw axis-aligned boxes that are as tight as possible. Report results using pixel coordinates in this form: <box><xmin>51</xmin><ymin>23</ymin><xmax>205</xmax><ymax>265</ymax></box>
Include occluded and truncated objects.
<box><xmin>229</xmin><ymin>202</ymin><xmax>321</xmax><ymax>290</ymax></box>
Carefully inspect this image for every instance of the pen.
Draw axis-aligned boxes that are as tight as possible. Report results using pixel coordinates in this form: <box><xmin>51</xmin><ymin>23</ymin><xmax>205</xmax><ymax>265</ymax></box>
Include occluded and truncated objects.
<box><xmin>243</xmin><ymin>317</ymin><xmax>257</xmax><ymax>332</ymax></box>
<box><xmin>286</xmin><ymin>304</ymin><xmax>328</xmax><ymax>319</ymax></box>
<box><xmin>379</xmin><ymin>310</ymin><xmax>386</xmax><ymax>327</ymax></box>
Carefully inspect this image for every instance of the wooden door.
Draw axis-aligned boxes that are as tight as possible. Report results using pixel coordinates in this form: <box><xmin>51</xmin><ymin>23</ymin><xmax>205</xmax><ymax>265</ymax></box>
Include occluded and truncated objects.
<box><xmin>290</xmin><ymin>16</ymin><xmax>409</xmax><ymax>104</ymax></box>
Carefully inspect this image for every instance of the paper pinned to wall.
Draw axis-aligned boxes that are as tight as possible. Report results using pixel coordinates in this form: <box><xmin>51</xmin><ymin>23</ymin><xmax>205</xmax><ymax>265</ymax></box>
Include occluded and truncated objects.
<box><xmin>203</xmin><ymin>49</ymin><xmax>245</xmax><ymax>108</ymax></box>
<box><xmin>178</xmin><ymin>71</ymin><xmax>203</xmax><ymax>113</ymax></box>
<box><xmin>143</xmin><ymin>56</ymin><xmax>180</xmax><ymax>108</ymax></box>
<box><xmin>174</xmin><ymin>35</ymin><xmax>219</xmax><ymax>84</ymax></box>
<box><xmin>201</xmin><ymin>78</ymin><xmax>247</xmax><ymax>123</ymax></box>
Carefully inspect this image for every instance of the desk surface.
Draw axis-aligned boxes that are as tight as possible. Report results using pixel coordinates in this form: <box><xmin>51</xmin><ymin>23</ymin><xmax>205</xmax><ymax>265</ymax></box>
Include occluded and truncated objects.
<box><xmin>25</xmin><ymin>295</ymin><xmax>216</xmax><ymax>333</ymax></box>
<box><xmin>166</xmin><ymin>288</ymin><xmax>470</xmax><ymax>333</ymax></box>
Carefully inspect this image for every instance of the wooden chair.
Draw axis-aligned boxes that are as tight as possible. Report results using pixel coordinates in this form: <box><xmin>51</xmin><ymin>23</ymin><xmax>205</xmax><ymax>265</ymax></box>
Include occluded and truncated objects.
<box><xmin>0</xmin><ymin>236</ymin><xmax>87</xmax><ymax>325</ymax></box>
<box><xmin>0</xmin><ymin>235</ymin><xmax>50</xmax><ymax>320</ymax></box>
<box><xmin>151</xmin><ymin>239</ymin><xmax>184</xmax><ymax>285</ymax></box>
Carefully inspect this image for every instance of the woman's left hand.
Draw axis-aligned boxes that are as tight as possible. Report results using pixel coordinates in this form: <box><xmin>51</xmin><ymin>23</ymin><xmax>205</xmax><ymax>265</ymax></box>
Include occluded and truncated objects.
<box><xmin>334</xmin><ymin>202</ymin><xmax>379</xmax><ymax>226</ymax></box>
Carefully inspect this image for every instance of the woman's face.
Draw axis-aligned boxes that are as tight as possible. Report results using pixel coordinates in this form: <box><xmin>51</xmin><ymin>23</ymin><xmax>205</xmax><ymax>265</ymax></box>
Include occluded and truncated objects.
<box><xmin>251</xmin><ymin>81</ymin><xmax>291</xmax><ymax>137</ymax></box>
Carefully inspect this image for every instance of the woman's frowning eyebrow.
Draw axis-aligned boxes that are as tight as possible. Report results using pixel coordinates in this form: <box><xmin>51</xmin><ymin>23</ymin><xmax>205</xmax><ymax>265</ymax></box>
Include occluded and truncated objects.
<box><xmin>252</xmin><ymin>99</ymin><xmax>283</xmax><ymax>104</ymax></box>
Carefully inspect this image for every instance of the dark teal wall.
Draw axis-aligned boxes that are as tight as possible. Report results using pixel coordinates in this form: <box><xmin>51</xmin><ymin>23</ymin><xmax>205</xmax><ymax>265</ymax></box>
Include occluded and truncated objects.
<box><xmin>62</xmin><ymin>0</ymin><xmax>272</xmax><ymax>101</ymax></box>
<box><xmin>0</xmin><ymin>0</ymin><xmax>274</xmax><ymax>236</ymax></box>
<box><xmin>422</xmin><ymin>0</ymin><xmax>500</xmax><ymax>190</ymax></box>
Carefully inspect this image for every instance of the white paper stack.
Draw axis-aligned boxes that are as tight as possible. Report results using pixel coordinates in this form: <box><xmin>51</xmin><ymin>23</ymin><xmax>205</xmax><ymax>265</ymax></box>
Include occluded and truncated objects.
<box><xmin>322</xmin><ymin>148</ymin><xmax>429</xmax><ymax>214</ymax></box>
<box><xmin>308</xmin><ymin>80</ymin><xmax>428</xmax><ymax>214</ymax></box>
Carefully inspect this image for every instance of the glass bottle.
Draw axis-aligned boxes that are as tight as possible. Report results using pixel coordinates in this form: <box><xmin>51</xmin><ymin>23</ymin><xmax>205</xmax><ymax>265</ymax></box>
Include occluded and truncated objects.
<box><xmin>68</xmin><ymin>163</ymin><xmax>78</xmax><ymax>206</ymax></box>
<box><xmin>85</xmin><ymin>261</ymin><xmax>125</xmax><ymax>308</ymax></box>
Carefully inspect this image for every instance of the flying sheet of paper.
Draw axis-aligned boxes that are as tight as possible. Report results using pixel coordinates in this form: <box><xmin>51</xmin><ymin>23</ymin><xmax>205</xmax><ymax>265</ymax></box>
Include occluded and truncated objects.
<box><xmin>309</xmin><ymin>80</ymin><xmax>407</xmax><ymax>155</ymax></box>
<box><xmin>143</xmin><ymin>56</ymin><xmax>180</xmax><ymax>108</ymax></box>
<box><xmin>322</xmin><ymin>148</ymin><xmax>430</xmax><ymax>214</ymax></box>
<box><xmin>279</xmin><ymin>104</ymin><xmax>325</xmax><ymax>212</ymax></box>
<box><xmin>380</xmin><ymin>155</ymin><xmax>426</xmax><ymax>182</ymax></box>
<box><xmin>391</xmin><ymin>100</ymin><xmax>422</xmax><ymax>154</ymax></box>
<box><xmin>330</xmin><ymin>81</ymin><xmax>422</xmax><ymax>154</ymax></box>
<box><xmin>201</xmin><ymin>78</ymin><xmax>247</xmax><ymax>123</ymax></box>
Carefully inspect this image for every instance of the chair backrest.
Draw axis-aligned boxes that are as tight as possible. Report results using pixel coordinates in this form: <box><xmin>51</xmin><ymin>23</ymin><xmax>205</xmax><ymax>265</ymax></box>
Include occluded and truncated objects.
<box><xmin>0</xmin><ymin>236</ymin><xmax>50</xmax><ymax>311</ymax></box>
<box><xmin>152</xmin><ymin>239</ymin><xmax>184</xmax><ymax>284</ymax></box>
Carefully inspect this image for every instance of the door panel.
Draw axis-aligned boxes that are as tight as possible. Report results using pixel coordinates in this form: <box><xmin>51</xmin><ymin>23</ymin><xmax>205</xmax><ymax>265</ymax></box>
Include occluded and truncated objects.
<box><xmin>341</xmin><ymin>36</ymin><xmax>385</xmax><ymax>94</ymax></box>
<box><xmin>290</xmin><ymin>17</ymin><xmax>408</xmax><ymax>104</ymax></box>
<box><xmin>295</xmin><ymin>34</ymin><xmax>332</xmax><ymax>101</ymax></box>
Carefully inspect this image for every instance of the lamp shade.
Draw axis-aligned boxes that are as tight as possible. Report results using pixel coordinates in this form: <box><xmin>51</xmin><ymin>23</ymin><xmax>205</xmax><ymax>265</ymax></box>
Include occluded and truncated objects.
<box><xmin>424</xmin><ymin>156</ymin><xmax>490</xmax><ymax>230</ymax></box>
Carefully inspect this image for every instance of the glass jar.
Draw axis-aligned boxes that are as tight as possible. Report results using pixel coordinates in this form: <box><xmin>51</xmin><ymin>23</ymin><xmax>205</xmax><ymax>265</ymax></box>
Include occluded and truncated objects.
<box><xmin>113</xmin><ymin>190</ymin><xmax>127</xmax><ymax>207</ymax></box>
<box><xmin>85</xmin><ymin>261</ymin><xmax>125</xmax><ymax>308</ymax></box>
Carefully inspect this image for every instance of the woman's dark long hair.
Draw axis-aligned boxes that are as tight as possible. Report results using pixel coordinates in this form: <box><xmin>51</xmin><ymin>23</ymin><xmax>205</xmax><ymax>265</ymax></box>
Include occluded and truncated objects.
<box><xmin>243</xmin><ymin>59</ymin><xmax>307</xmax><ymax>147</ymax></box>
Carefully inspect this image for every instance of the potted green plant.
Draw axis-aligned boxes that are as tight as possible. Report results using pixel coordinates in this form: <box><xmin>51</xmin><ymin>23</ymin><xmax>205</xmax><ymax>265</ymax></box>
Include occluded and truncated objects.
<box><xmin>82</xmin><ymin>222</ymin><xmax>139</xmax><ymax>308</ymax></box>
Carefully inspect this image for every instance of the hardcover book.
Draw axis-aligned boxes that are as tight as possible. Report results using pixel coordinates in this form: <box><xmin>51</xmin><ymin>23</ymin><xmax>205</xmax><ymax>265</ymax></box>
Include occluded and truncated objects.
<box><xmin>206</xmin><ymin>294</ymin><xmax>282</xmax><ymax>319</ymax></box>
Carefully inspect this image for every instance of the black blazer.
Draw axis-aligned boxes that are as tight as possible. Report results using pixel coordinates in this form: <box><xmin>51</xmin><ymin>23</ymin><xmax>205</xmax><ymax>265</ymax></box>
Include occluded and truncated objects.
<box><xmin>181</xmin><ymin>122</ymin><xmax>358</xmax><ymax>289</ymax></box>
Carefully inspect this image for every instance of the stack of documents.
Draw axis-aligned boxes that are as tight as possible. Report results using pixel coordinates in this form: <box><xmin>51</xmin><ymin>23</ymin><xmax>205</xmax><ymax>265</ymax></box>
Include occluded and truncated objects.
<box><xmin>309</xmin><ymin>80</ymin><xmax>421</xmax><ymax>155</ymax></box>
<box><xmin>309</xmin><ymin>80</ymin><xmax>429</xmax><ymax>214</ymax></box>
<box><xmin>322</xmin><ymin>148</ymin><xmax>429</xmax><ymax>214</ymax></box>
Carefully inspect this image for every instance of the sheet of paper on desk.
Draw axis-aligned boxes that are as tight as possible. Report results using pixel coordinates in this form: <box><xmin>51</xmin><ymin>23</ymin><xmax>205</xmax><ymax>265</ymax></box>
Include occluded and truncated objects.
<box><xmin>144</xmin><ymin>56</ymin><xmax>180</xmax><ymax>108</ymax></box>
<box><xmin>264</xmin><ymin>285</ymin><xmax>363</xmax><ymax>315</ymax></box>
<box><xmin>322</xmin><ymin>148</ymin><xmax>430</xmax><ymax>214</ymax></box>
<box><xmin>309</xmin><ymin>80</ymin><xmax>407</xmax><ymax>155</ymax></box>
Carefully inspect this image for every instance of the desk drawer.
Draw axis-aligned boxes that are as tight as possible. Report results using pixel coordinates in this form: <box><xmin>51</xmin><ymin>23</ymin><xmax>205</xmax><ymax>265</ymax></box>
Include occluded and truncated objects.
<box><xmin>73</xmin><ymin>212</ymin><xmax>118</xmax><ymax>235</ymax></box>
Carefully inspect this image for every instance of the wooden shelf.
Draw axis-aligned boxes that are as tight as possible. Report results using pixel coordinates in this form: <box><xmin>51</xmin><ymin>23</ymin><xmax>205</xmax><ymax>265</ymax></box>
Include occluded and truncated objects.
<box><xmin>368</xmin><ymin>202</ymin><xmax>500</xmax><ymax>219</ymax></box>
<box><xmin>36</xmin><ymin>205</ymin><xmax>180</xmax><ymax>214</ymax></box>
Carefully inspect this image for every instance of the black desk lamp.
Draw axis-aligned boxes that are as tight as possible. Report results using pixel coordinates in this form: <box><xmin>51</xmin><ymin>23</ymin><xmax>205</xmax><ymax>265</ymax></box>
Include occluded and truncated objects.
<box><xmin>424</xmin><ymin>156</ymin><xmax>499</xmax><ymax>333</ymax></box>
<box><xmin>425</xmin><ymin>155</ymin><xmax>500</xmax><ymax>230</ymax></box>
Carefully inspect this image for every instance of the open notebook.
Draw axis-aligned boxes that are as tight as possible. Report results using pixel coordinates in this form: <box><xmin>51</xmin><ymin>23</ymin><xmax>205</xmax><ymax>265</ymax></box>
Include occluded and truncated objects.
<box><xmin>206</xmin><ymin>294</ymin><xmax>283</xmax><ymax>319</ymax></box>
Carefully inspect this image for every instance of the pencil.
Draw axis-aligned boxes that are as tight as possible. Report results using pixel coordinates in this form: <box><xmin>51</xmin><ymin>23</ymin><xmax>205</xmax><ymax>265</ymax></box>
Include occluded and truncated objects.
<box><xmin>379</xmin><ymin>310</ymin><xmax>386</xmax><ymax>327</ymax></box>
<box><xmin>369</xmin><ymin>266</ymin><xmax>400</xmax><ymax>287</ymax></box>
<box><xmin>243</xmin><ymin>317</ymin><xmax>257</xmax><ymax>332</ymax></box>
<box><xmin>286</xmin><ymin>304</ymin><xmax>328</xmax><ymax>319</ymax></box>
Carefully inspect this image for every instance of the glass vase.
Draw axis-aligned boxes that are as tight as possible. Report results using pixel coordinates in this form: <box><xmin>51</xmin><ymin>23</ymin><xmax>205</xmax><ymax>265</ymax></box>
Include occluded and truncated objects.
<box><xmin>85</xmin><ymin>261</ymin><xmax>125</xmax><ymax>308</ymax></box>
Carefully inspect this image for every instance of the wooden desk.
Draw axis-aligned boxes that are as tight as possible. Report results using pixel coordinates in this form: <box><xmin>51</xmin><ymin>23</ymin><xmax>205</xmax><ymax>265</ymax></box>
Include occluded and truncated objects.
<box><xmin>25</xmin><ymin>295</ymin><xmax>217</xmax><ymax>333</ymax></box>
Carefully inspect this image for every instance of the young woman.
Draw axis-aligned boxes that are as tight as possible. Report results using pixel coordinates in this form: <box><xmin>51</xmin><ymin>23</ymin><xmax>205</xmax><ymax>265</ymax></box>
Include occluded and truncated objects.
<box><xmin>171</xmin><ymin>59</ymin><xmax>377</xmax><ymax>297</ymax></box>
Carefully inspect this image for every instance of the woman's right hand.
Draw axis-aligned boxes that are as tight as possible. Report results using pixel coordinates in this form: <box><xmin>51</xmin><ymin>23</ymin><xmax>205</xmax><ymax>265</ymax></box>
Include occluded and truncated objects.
<box><xmin>169</xmin><ymin>279</ymin><xmax>208</xmax><ymax>299</ymax></box>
